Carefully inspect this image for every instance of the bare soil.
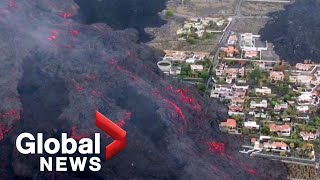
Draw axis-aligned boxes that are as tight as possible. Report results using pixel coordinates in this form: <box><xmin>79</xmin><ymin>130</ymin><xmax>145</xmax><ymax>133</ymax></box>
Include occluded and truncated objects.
<box><xmin>241</xmin><ymin>2</ymin><xmax>287</xmax><ymax>16</ymax></box>
<box><xmin>167</xmin><ymin>0</ymin><xmax>238</xmax><ymax>17</ymax></box>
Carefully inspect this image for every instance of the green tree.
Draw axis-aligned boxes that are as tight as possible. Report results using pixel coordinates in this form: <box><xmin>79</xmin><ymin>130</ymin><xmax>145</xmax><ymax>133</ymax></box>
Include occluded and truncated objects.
<box><xmin>197</xmin><ymin>83</ymin><xmax>206</xmax><ymax>93</ymax></box>
<box><xmin>292</xmin><ymin>132</ymin><xmax>299</xmax><ymax>140</ymax></box>
<box><xmin>261</xmin><ymin>125</ymin><xmax>270</xmax><ymax>135</ymax></box>
<box><xmin>290</xmin><ymin>142</ymin><xmax>295</xmax><ymax>149</ymax></box>
<box><xmin>270</xmin><ymin>101</ymin><xmax>277</xmax><ymax>107</ymax></box>
<box><xmin>165</xmin><ymin>10</ymin><xmax>174</xmax><ymax>17</ymax></box>
<box><xmin>248</xmin><ymin>67</ymin><xmax>264</xmax><ymax>85</ymax></box>
<box><xmin>280</xmin><ymin>151</ymin><xmax>286</xmax><ymax>156</ymax></box>
<box><xmin>242</xmin><ymin>128</ymin><xmax>250</xmax><ymax>135</ymax></box>
<box><xmin>314</xmin><ymin>117</ymin><xmax>320</xmax><ymax>126</ymax></box>
<box><xmin>187</xmin><ymin>37</ymin><xmax>197</xmax><ymax>44</ymax></box>
<box><xmin>200</xmin><ymin>72</ymin><xmax>210</xmax><ymax>80</ymax></box>
<box><xmin>283</xmin><ymin>94</ymin><xmax>290</xmax><ymax>101</ymax></box>
<box><xmin>203</xmin><ymin>32</ymin><xmax>213</xmax><ymax>39</ymax></box>
<box><xmin>182</xmin><ymin>64</ymin><xmax>191</xmax><ymax>72</ymax></box>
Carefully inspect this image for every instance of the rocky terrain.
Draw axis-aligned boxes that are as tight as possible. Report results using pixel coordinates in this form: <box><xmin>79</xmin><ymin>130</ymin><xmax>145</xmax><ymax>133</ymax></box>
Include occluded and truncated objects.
<box><xmin>286</xmin><ymin>164</ymin><xmax>320</xmax><ymax>180</ymax></box>
<box><xmin>0</xmin><ymin>0</ymin><xmax>287</xmax><ymax>179</ymax></box>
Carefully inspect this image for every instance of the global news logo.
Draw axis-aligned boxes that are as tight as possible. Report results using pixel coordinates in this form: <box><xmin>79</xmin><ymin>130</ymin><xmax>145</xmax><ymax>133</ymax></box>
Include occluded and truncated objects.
<box><xmin>15</xmin><ymin>111</ymin><xmax>127</xmax><ymax>172</ymax></box>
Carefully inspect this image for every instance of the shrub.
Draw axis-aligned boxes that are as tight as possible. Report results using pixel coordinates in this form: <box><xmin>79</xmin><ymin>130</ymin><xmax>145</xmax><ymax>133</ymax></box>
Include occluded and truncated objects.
<box><xmin>165</xmin><ymin>10</ymin><xmax>174</xmax><ymax>17</ymax></box>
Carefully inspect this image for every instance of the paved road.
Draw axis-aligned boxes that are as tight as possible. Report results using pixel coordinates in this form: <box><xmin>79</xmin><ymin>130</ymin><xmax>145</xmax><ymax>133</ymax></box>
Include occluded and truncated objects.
<box><xmin>206</xmin><ymin>0</ymin><xmax>244</xmax><ymax>89</ymax></box>
<box><xmin>174</xmin><ymin>0</ymin><xmax>271</xmax><ymax>89</ymax></box>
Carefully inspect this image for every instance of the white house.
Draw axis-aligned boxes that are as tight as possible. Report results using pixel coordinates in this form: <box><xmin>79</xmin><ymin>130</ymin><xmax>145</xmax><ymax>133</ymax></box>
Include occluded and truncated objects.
<box><xmin>239</xmin><ymin>33</ymin><xmax>267</xmax><ymax>51</ymax></box>
<box><xmin>297</xmin><ymin>106</ymin><xmax>309</xmax><ymax>113</ymax></box>
<box><xmin>263</xmin><ymin>142</ymin><xmax>290</xmax><ymax>152</ymax></box>
<box><xmin>250</xmin><ymin>99</ymin><xmax>268</xmax><ymax>109</ymax></box>
<box><xmin>300</xmin><ymin>132</ymin><xmax>318</xmax><ymax>141</ymax></box>
<box><xmin>255</xmin><ymin>87</ymin><xmax>271</xmax><ymax>95</ymax></box>
<box><xmin>274</xmin><ymin>103</ymin><xmax>288</xmax><ymax>112</ymax></box>
<box><xmin>244</xmin><ymin>121</ymin><xmax>260</xmax><ymax>129</ymax></box>
<box><xmin>190</xmin><ymin>65</ymin><xmax>204</xmax><ymax>72</ymax></box>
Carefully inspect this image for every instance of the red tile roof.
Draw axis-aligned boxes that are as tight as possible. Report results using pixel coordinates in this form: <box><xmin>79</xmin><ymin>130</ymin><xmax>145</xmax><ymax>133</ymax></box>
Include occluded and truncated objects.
<box><xmin>220</xmin><ymin>119</ymin><xmax>237</xmax><ymax>128</ymax></box>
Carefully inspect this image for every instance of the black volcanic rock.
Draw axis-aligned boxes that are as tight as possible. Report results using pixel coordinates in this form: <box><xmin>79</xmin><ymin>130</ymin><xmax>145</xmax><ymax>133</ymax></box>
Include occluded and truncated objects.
<box><xmin>260</xmin><ymin>0</ymin><xmax>320</xmax><ymax>63</ymax></box>
<box><xmin>0</xmin><ymin>0</ymin><xmax>286</xmax><ymax>179</ymax></box>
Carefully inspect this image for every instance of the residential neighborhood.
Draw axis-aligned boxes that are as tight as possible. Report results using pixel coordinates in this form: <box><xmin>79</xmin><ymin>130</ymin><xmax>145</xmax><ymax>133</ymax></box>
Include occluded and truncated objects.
<box><xmin>158</xmin><ymin>28</ymin><xmax>320</xmax><ymax>166</ymax></box>
<box><xmin>153</xmin><ymin>0</ymin><xmax>320</xmax><ymax>176</ymax></box>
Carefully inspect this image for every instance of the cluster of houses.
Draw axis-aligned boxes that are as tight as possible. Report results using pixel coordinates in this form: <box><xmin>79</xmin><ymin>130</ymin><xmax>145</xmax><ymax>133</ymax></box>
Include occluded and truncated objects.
<box><xmin>221</xmin><ymin>32</ymin><xmax>268</xmax><ymax>60</ymax></box>
<box><xmin>157</xmin><ymin>50</ymin><xmax>210</xmax><ymax>77</ymax></box>
<box><xmin>216</xmin><ymin>60</ymin><xmax>320</xmax><ymax>158</ymax></box>
<box><xmin>176</xmin><ymin>17</ymin><xmax>231</xmax><ymax>40</ymax></box>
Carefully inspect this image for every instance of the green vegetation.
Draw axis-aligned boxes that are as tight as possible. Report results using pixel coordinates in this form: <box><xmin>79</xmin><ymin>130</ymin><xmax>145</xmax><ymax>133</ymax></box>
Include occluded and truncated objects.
<box><xmin>180</xmin><ymin>64</ymin><xmax>191</xmax><ymax>77</ymax></box>
<box><xmin>197</xmin><ymin>83</ymin><xmax>206</xmax><ymax>93</ymax></box>
<box><xmin>165</xmin><ymin>10</ymin><xmax>174</xmax><ymax>17</ymax></box>
<box><xmin>261</xmin><ymin>125</ymin><xmax>270</xmax><ymax>135</ymax></box>
<box><xmin>187</xmin><ymin>37</ymin><xmax>198</xmax><ymax>44</ymax></box>
<box><xmin>247</xmin><ymin>67</ymin><xmax>267</xmax><ymax>85</ymax></box>
<box><xmin>313</xmin><ymin>116</ymin><xmax>320</xmax><ymax>126</ymax></box>
<box><xmin>280</xmin><ymin>151</ymin><xmax>286</xmax><ymax>156</ymax></box>
<box><xmin>203</xmin><ymin>32</ymin><xmax>214</xmax><ymax>39</ymax></box>
<box><xmin>200</xmin><ymin>71</ymin><xmax>210</xmax><ymax>80</ymax></box>
<box><xmin>201</xmin><ymin>58</ymin><xmax>212</xmax><ymax>68</ymax></box>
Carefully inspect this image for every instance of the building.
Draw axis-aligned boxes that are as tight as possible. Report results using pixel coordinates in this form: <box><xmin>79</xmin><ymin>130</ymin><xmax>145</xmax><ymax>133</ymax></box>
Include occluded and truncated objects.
<box><xmin>274</xmin><ymin>103</ymin><xmax>288</xmax><ymax>112</ymax></box>
<box><xmin>244</xmin><ymin>50</ymin><xmax>258</xmax><ymax>58</ymax></box>
<box><xmin>211</xmin><ymin>84</ymin><xmax>233</xmax><ymax>99</ymax></box>
<box><xmin>300</xmin><ymin>132</ymin><xmax>318</xmax><ymax>141</ymax></box>
<box><xmin>295</xmin><ymin>63</ymin><xmax>314</xmax><ymax>71</ymax></box>
<box><xmin>163</xmin><ymin>50</ymin><xmax>186</xmax><ymax>62</ymax></box>
<box><xmin>163</xmin><ymin>50</ymin><xmax>209</xmax><ymax>63</ymax></box>
<box><xmin>269</xmin><ymin>71</ymin><xmax>284</xmax><ymax>81</ymax></box>
<box><xmin>169</xmin><ymin>66</ymin><xmax>181</xmax><ymax>75</ymax></box>
<box><xmin>239</xmin><ymin>33</ymin><xmax>267</xmax><ymax>51</ymax></box>
<box><xmin>223</xmin><ymin>46</ymin><xmax>239</xmax><ymax>57</ymax></box>
<box><xmin>227</xmin><ymin>34</ymin><xmax>238</xmax><ymax>45</ymax></box>
<box><xmin>244</xmin><ymin>121</ymin><xmax>260</xmax><ymax>129</ymax></box>
<box><xmin>220</xmin><ymin>119</ymin><xmax>237</xmax><ymax>129</ymax></box>
<box><xmin>190</xmin><ymin>65</ymin><xmax>204</xmax><ymax>72</ymax></box>
<box><xmin>215</xmin><ymin>64</ymin><xmax>225</xmax><ymax>76</ymax></box>
<box><xmin>240</xmin><ymin>33</ymin><xmax>255</xmax><ymax>50</ymax></box>
<box><xmin>255</xmin><ymin>87</ymin><xmax>272</xmax><ymax>95</ymax></box>
<box><xmin>269</xmin><ymin>123</ymin><xmax>291</xmax><ymax>137</ymax></box>
<box><xmin>250</xmin><ymin>99</ymin><xmax>268</xmax><ymax>109</ymax></box>
<box><xmin>296</xmin><ymin>75</ymin><xmax>313</xmax><ymax>85</ymax></box>
<box><xmin>297</xmin><ymin>93</ymin><xmax>314</xmax><ymax>105</ymax></box>
<box><xmin>296</xmin><ymin>106</ymin><xmax>309</xmax><ymax>113</ymax></box>
<box><xmin>263</xmin><ymin>141</ymin><xmax>290</xmax><ymax>152</ymax></box>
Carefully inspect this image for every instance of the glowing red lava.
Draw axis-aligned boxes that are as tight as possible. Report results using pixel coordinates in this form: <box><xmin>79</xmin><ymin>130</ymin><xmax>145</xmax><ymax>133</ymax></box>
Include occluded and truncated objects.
<box><xmin>163</xmin><ymin>99</ymin><xmax>187</xmax><ymax>130</ymax></box>
<box><xmin>166</xmin><ymin>86</ymin><xmax>202</xmax><ymax>113</ymax></box>
<box><xmin>243</xmin><ymin>164</ymin><xmax>259</xmax><ymax>176</ymax></box>
<box><xmin>151</xmin><ymin>91</ymin><xmax>188</xmax><ymax>132</ymax></box>
<box><xmin>59</xmin><ymin>12</ymin><xmax>76</xmax><ymax>19</ymax></box>
<box><xmin>109</xmin><ymin>59</ymin><xmax>140</xmax><ymax>81</ymax></box>
<box><xmin>48</xmin><ymin>31</ymin><xmax>58</xmax><ymax>41</ymax></box>
<box><xmin>0</xmin><ymin>109</ymin><xmax>20</xmax><ymax>121</ymax></box>
<box><xmin>91</xmin><ymin>90</ymin><xmax>102</xmax><ymax>97</ymax></box>
<box><xmin>71</xmin><ymin>30</ymin><xmax>79</xmax><ymax>37</ymax></box>
<box><xmin>209</xmin><ymin>141</ymin><xmax>226</xmax><ymax>156</ymax></box>
<box><xmin>115</xmin><ymin>112</ymin><xmax>132</xmax><ymax>128</ymax></box>
<box><xmin>0</xmin><ymin>124</ymin><xmax>13</xmax><ymax>142</ymax></box>
<box><xmin>71</xmin><ymin>126</ymin><xmax>88</xmax><ymax>141</ymax></box>
<box><xmin>75</xmin><ymin>83</ymin><xmax>84</xmax><ymax>92</ymax></box>
<box><xmin>8</xmin><ymin>0</ymin><xmax>16</xmax><ymax>9</ymax></box>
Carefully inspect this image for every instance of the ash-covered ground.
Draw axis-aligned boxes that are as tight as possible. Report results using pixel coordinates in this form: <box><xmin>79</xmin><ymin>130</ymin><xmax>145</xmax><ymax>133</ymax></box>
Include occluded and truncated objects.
<box><xmin>260</xmin><ymin>0</ymin><xmax>320</xmax><ymax>64</ymax></box>
<box><xmin>0</xmin><ymin>0</ymin><xmax>286</xmax><ymax>179</ymax></box>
